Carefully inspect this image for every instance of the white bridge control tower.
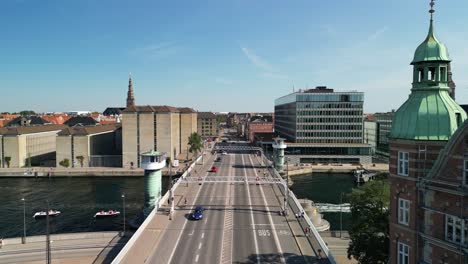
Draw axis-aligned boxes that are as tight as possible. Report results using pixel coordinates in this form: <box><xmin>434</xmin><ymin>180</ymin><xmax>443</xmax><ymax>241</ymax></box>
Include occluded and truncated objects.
<box><xmin>140</xmin><ymin>150</ymin><xmax>167</xmax><ymax>217</ymax></box>
<box><xmin>272</xmin><ymin>137</ymin><xmax>287</xmax><ymax>172</ymax></box>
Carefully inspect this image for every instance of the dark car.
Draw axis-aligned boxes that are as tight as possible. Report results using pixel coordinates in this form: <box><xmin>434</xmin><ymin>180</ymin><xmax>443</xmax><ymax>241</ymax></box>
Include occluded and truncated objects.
<box><xmin>215</xmin><ymin>157</ymin><xmax>222</xmax><ymax>162</ymax></box>
<box><xmin>191</xmin><ymin>206</ymin><xmax>204</xmax><ymax>220</ymax></box>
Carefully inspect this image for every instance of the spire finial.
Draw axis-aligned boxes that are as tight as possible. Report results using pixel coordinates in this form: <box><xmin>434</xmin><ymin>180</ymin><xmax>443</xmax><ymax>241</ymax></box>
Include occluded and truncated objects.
<box><xmin>429</xmin><ymin>0</ymin><xmax>435</xmax><ymax>21</ymax></box>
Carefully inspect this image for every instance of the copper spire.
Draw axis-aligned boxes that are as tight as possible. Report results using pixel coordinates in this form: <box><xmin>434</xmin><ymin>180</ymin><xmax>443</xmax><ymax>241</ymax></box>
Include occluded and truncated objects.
<box><xmin>126</xmin><ymin>73</ymin><xmax>135</xmax><ymax>107</ymax></box>
<box><xmin>429</xmin><ymin>0</ymin><xmax>435</xmax><ymax>21</ymax></box>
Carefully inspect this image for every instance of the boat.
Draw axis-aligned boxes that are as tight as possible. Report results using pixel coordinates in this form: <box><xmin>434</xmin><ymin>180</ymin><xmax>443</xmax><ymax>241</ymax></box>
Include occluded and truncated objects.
<box><xmin>33</xmin><ymin>210</ymin><xmax>61</xmax><ymax>219</ymax></box>
<box><xmin>94</xmin><ymin>210</ymin><xmax>120</xmax><ymax>218</ymax></box>
<box><xmin>353</xmin><ymin>168</ymin><xmax>378</xmax><ymax>184</ymax></box>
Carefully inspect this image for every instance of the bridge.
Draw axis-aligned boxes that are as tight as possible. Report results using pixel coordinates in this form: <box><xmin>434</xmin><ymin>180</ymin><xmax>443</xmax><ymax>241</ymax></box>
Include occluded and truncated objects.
<box><xmin>113</xmin><ymin>145</ymin><xmax>336</xmax><ymax>264</ymax></box>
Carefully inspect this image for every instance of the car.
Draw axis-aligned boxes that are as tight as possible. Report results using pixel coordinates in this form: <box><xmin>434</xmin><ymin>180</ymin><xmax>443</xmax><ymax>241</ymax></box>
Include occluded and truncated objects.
<box><xmin>210</xmin><ymin>166</ymin><xmax>217</xmax><ymax>172</ymax></box>
<box><xmin>222</xmin><ymin>151</ymin><xmax>228</xmax><ymax>155</ymax></box>
<box><xmin>191</xmin><ymin>206</ymin><xmax>204</xmax><ymax>220</ymax></box>
<box><xmin>215</xmin><ymin>157</ymin><xmax>222</xmax><ymax>162</ymax></box>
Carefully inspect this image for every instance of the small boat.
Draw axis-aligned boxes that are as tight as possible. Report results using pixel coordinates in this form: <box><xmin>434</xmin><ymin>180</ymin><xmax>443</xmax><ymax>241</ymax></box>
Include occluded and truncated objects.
<box><xmin>33</xmin><ymin>210</ymin><xmax>61</xmax><ymax>219</ymax></box>
<box><xmin>94</xmin><ymin>210</ymin><xmax>120</xmax><ymax>218</ymax></box>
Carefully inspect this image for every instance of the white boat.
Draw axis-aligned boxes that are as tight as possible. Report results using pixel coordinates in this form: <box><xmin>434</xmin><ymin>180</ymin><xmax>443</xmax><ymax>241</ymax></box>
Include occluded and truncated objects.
<box><xmin>94</xmin><ymin>210</ymin><xmax>120</xmax><ymax>218</ymax></box>
<box><xmin>33</xmin><ymin>210</ymin><xmax>61</xmax><ymax>218</ymax></box>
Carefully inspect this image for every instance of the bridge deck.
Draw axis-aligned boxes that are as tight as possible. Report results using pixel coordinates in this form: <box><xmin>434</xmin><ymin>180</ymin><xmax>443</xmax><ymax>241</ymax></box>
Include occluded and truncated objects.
<box><xmin>117</xmin><ymin>151</ymin><xmax>332</xmax><ymax>264</ymax></box>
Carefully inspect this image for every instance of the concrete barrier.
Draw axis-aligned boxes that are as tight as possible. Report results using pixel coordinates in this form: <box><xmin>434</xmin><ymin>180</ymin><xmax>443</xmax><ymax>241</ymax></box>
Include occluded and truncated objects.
<box><xmin>3</xmin><ymin>231</ymin><xmax>120</xmax><ymax>245</ymax></box>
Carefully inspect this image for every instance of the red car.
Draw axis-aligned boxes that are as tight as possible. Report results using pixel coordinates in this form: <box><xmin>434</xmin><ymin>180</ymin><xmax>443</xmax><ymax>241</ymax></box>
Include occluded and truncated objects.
<box><xmin>210</xmin><ymin>166</ymin><xmax>217</xmax><ymax>172</ymax></box>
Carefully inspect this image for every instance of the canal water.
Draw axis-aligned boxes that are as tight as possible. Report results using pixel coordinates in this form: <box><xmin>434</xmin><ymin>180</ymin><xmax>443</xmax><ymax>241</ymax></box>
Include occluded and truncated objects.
<box><xmin>290</xmin><ymin>172</ymin><xmax>354</xmax><ymax>231</ymax></box>
<box><xmin>0</xmin><ymin>177</ymin><xmax>170</xmax><ymax>238</ymax></box>
<box><xmin>0</xmin><ymin>173</ymin><xmax>353</xmax><ymax>238</ymax></box>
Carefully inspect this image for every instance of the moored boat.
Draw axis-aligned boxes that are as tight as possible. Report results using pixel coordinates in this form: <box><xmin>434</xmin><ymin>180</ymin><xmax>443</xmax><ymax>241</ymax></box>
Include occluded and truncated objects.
<box><xmin>33</xmin><ymin>210</ymin><xmax>61</xmax><ymax>219</ymax></box>
<box><xmin>94</xmin><ymin>210</ymin><xmax>120</xmax><ymax>218</ymax></box>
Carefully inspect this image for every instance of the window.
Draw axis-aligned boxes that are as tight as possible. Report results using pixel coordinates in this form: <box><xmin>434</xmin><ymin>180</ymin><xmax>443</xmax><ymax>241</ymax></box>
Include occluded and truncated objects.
<box><xmin>445</xmin><ymin>215</ymin><xmax>467</xmax><ymax>245</ymax></box>
<box><xmin>398</xmin><ymin>199</ymin><xmax>410</xmax><ymax>225</ymax></box>
<box><xmin>397</xmin><ymin>242</ymin><xmax>409</xmax><ymax>264</ymax></box>
<box><xmin>398</xmin><ymin>151</ymin><xmax>409</xmax><ymax>176</ymax></box>
<box><xmin>464</xmin><ymin>160</ymin><xmax>468</xmax><ymax>186</ymax></box>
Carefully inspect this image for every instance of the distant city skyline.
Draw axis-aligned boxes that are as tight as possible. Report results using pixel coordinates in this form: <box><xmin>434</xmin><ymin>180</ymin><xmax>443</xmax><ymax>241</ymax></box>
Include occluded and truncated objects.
<box><xmin>2</xmin><ymin>0</ymin><xmax>468</xmax><ymax>113</ymax></box>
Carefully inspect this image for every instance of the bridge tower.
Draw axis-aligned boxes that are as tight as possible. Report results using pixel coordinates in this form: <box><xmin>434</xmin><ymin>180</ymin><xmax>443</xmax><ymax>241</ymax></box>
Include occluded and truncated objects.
<box><xmin>140</xmin><ymin>150</ymin><xmax>167</xmax><ymax>216</ymax></box>
<box><xmin>272</xmin><ymin>137</ymin><xmax>287</xmax><ymax>171</ymax></box>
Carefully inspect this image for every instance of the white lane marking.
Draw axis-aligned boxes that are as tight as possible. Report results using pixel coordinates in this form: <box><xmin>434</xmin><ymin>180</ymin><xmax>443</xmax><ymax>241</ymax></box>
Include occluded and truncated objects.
<box><xmin>189</xmin><ymin>230</ymin><xmax>194</xmax><ymax>236</ymax></box>
<box><xmin>198</xmin><ymin>242</ymin><xmax>203</xmax><ymax>250</ymax></box>
<box><xmin>166</xmin><ymin>159</ymin><xmax>216</xmax><ymax>264</ymax></box>
<box><xmin>241</xmin><ymin>154</ymin><xmax>260</xmax><ymax>264</ymax></box>
<box><xmin>249</xmin><ymin>154</ymin><xmax>286</xmax><ymax>264</ymax></box>
<box><xmin>201</xmin><ymin>233</ymin><xmax>205</xmax><ymax>239</ymax></box>
<box><xmin>195</xmin><ymin>254</ymin><xmax>200</xmax><ymax>262</ymax></box>
<box><xmin>251</xmin><ymin>223</ymin><xmax>287</xmax><ymax>226</ymax></box>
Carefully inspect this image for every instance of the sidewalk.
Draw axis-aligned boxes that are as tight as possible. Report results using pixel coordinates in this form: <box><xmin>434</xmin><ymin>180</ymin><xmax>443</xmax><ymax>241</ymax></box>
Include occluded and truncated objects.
<box><xmin>0</xmin><ymin>231</ymin><xmax>130</xmax><ymax>264</ymax></box>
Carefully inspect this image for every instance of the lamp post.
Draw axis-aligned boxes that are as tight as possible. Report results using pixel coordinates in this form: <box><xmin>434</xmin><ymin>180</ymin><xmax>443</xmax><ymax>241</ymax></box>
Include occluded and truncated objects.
<box><xmin>121</xmin><ymin>194</ymin><xmax>126</xmax><ymax>237</ymax></box>
<box><xmin>21</xmin><ymin>198</ymin><xmax>26</xmax><ymax>244</ymax></box>
<box><xmin>340</xmin><ymin>192</ymin><xmax>343</xmax><ymax>238</ymax></box>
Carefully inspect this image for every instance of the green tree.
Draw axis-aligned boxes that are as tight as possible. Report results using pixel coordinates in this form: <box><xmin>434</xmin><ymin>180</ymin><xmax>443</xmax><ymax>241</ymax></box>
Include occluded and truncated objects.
<box><xmin>4</xmin><ymin>156</ymin><xmax>11</xmax><ymax>168</ymax></box>
<box><xmin>19</xmin><ymin>110</ymin><xmax>36</xmax><ymax>116</ymax></box>
<box><xmin>76</xmin><ymin>156</ymin><xmax>85</xmax><ymax>167</ymax></box>
<box><xmin>348</xmin><ymin>179</ymin><xmax>390</xmax><ymax>264</ymax></box>
<box><xmin>59</xmin><ymin>159</ymin><xmax>70</xmax><ymax>168</ymax></box>
<box><xmin>187</xmin><ymin>132</ymin><xmax>203</xmax><ymax>159</ymax></box>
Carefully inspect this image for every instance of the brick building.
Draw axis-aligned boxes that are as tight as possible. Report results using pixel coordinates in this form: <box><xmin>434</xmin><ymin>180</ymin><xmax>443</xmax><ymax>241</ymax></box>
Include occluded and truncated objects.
<box><xmin>389</xmin><ymin>3</ymin><xmax>468</xmax><ymax>263</ymax></box>
<box><xmin>245</xmin><ymin>115</ymin><xmax>273</xmax><ymax>142</ymax></box>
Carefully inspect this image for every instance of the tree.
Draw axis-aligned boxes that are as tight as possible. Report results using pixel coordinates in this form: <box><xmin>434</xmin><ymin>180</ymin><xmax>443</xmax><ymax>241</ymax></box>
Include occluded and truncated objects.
<box><xmin>76</xmin><ymin>156</ymin><xmax>85</xmax><ymax>167</ymax></box>
<box><xmin>59</xmin><ymin>159</ymin><xmax>70</xmax><ymax>168</ymax></box>
<box><xmin>19</xmin><ymin>110</ymin><xmax>35</xmax><ymax>116</ymax></box>
<box><xmin>348</xmin><ymin>179</ymin><xmax>390</xmax><ymax>264</ymax></box>
<box><xmin>187</xmin><ymin>132</ymin><xmax>203</xmax><ymax>159</ymax></box>
<box><xmin>4</xmin><ymin>156</ymin><xmax>11</xmax><ymax>168</ymax></box>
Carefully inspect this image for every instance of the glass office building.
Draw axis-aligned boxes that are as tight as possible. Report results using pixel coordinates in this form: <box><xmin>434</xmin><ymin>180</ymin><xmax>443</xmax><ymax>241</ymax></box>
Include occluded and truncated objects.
<box><xmin>274</xmin><ymin>87</ymin><xmax>371</xmax><ymax>164</ymax></box>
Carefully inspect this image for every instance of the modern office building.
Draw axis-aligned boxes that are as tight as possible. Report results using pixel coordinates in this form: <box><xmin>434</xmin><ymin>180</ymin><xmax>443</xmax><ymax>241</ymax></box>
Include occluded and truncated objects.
<box><xmin>389</xmin><ymin>4</ymin><xmax>468</xmax><ymax>263</ymax></box>
<box><xmin>197</xmin><ymin>112</ymin><xmax>218</xmax><ymax>138</ymax></box>
<box><xmin>274</xmin><ymin>86</ymin><xmax>371</xmax><ymax>164</ymax></box>
<box><xmin>374</xmin><ymin>111</ymin><xmax>395</xmax><ymax>157</ymax></box>
<box><xmin>364</xmin><ymin>120</ymin><xmax>378</xmax><ymax>155</ymax></box>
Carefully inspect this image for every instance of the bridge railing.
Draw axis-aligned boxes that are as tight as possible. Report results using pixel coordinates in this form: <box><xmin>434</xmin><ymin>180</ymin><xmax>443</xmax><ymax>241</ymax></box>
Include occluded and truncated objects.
<box><xmin>111</xmin><ymin>155</ymin><xmax>203</xmax><ymax>264</ymax></box>
<box><xmin>264</xmin><ymin>155</ymin><xmax>337</xmax><ymax>264</ymax></box>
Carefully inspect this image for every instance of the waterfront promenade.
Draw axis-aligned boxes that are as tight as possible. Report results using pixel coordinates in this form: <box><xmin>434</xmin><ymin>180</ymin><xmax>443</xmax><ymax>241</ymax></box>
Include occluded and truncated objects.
<box><xmin>0</xmin><ymin>231</ymin><xmax>130</xmax><ymax>264</ymax></box>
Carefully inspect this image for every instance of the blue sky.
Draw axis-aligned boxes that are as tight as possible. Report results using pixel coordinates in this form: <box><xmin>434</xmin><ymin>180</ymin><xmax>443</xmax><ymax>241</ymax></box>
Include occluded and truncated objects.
<box><xmin>1</xmin><ymin>0</ymin><xmax>468</xmax><ymax>113</ymax></box>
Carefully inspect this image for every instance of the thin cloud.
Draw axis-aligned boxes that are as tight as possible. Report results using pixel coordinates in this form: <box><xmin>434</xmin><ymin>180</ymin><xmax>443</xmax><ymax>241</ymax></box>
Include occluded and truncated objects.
<box><xmin>241</xmin><ymin>47</ymin><xmax>274</xmax><ymax>71</ymax></box>
<box><xmin>130</xmin><ymin>42</ymin><xmax>178</xmax><ymax>59</ymax></box>
<box><xmin>368</xmin><ymin>26</ymin><xmax>389</xmax><ymax>41</ymax></box>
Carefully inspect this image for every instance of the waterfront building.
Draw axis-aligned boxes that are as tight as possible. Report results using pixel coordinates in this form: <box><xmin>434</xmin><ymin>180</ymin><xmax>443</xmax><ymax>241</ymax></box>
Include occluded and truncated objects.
<box><xmin>56</xmin><ymin>124</ymin><xmax>122</xmax><ymax>167</ymax></box>
<box><xmin>274</xmin><ymin>86</ymin><xmax>371</xmax><ymax>164</ymax></box>
<box><xmin>122</xmin><ymin>105</ymin><xmax>197</xmax><ymax>168</ymax></box>
<box><xmin>363</xmin><ymin>119</ymin><xmax>378</xmax><ymax>156</ymax></box>
<box><xmin>0</xmin><ymin>124</ymin><xmax>67</xmax><ymax>168</ymax></box>
<box><xmin>388</xmin><ymin>3</ymin><xmax>468</xmax><ymax>263</ymax></box>
<box><xmin>374</xmin><ymin>111</ymin><xmax>395</xmax><ymax>157</ymax></box>
<box><xmin>245</xmin><ymin>115</ymin><xmax>274</xmax><ymax>142</ymax></box>
<box><xmin>197</xmin><ymin>112</ymin><xmax>218</xmax><ymax>139</ymax></box>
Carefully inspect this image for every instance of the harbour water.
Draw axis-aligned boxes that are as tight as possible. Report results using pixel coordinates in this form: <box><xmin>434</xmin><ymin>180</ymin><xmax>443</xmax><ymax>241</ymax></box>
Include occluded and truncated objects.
<box><xmin>0</xmin><ymin>172</ymin><xmax>353</xmax><ymax>238</ymax></box>
<box><xmin>290</xmin><ymin>172</ymin><xmax>355</xmax><ymax>231</ymax></box>
<box><xmin>0</xmin><ymin>177</ymin><xmax>170</xmax><ymax>238</ymax></box>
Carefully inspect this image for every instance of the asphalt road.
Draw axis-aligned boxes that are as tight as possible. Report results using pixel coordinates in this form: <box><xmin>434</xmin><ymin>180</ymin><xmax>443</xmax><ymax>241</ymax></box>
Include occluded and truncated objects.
<box><xmin>147</xmin><ymin>153</ymin><xmax>306</xmax><ymax>264</ymax></box>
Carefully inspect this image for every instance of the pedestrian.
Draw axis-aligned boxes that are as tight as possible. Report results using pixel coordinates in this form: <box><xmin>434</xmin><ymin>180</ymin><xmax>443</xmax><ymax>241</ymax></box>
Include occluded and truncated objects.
<box><xmin>0</xmin><ymin>237</ymin><xmax>3</xmax><ymax>249</ymax></box>
<box><xmin>168</xmin><ymin>199</ymin><xmax>170</xmax><ymax>205</ymax></box>
<box><xmin>184</xmin><ymin>198</ymin><xmax>187</xmax><ymax>205</ymax></box>
<box><xmin>301</xmin><ymin>211</ymin><xmax>305</xmax><ymax>218</ymax></box>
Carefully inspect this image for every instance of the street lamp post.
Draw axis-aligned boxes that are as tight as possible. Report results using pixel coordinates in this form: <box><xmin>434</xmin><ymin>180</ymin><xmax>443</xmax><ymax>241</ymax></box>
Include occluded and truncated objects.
<box><xmin>340</xmin><ymin>192</ymin><xmax>343</xmax><ymax>238</ymax></box>
<box><xmin>121</xmin><ymin>194</ymin><xmax>126</xmax><ymax>237</ymax></box>
<box><xmin>283</xmin><ymin>158</ymin><xmax>289</xmax><ymax>216</ymax></box>
<box><xmin>169</xmin><ymin>163</ymin><xmax>174</xmax><ymax>219</ymax></box>
<box><xmin>21</xmin><ymin>198</ymin><xmax>26</xmax><ymax>244</ymax></box>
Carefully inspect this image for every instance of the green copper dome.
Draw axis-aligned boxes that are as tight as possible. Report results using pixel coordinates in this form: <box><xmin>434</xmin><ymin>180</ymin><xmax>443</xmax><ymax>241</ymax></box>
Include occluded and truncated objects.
<box><xmin>390</xmin><ymin>91</ymin><xmax>466</xmax><ymax>140</ymax></box>
<box><xmin>412</xmin><ymin>20</ymin><xmax>450</xmax><ymax>64</ymax></box>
